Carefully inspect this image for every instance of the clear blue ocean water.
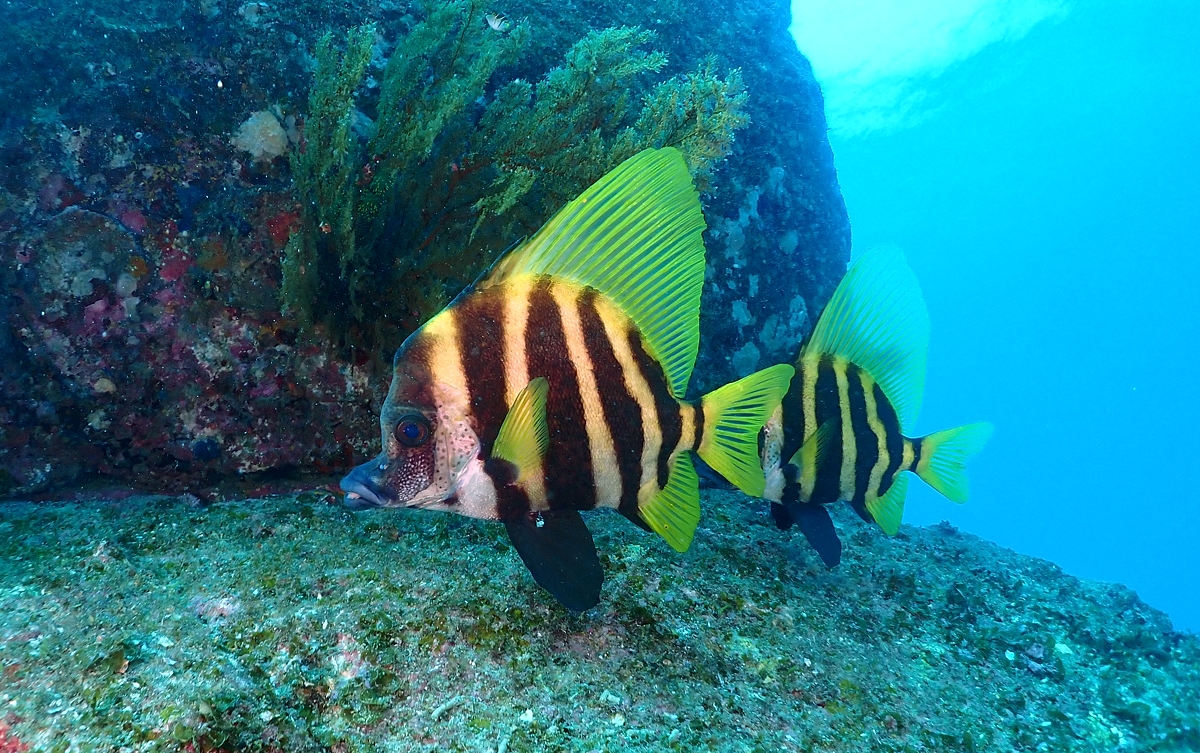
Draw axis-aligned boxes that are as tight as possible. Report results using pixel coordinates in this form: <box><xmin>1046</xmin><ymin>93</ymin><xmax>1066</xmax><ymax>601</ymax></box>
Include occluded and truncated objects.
<box><xmin>794</xmin><ymin>0</ymin><xmax>1200</xmax><ymax>632</ymax></box>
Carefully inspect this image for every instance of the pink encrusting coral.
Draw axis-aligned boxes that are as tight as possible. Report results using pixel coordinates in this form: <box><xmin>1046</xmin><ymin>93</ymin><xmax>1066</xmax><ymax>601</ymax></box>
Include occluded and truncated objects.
<box><xmin>0</xmin><ymin>720</ymin><xmax>29</xmax><ymax>753</ymax></box>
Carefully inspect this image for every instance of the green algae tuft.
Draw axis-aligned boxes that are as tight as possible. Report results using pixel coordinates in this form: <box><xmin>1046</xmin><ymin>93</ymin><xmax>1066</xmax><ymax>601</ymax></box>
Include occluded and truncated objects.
<box><xmin>284</xmin><ymin>1</ymin><xmax>749</xmax><ymax>354</ymax></box>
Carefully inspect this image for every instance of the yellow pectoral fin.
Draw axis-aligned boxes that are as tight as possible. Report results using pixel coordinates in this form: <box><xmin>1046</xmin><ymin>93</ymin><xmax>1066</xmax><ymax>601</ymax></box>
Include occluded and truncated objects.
<box><xmin>491</xmin><ymin>377</ymin><xmax>550</xmax><ymax>479</ymax></box>
<box><xmin>787</xmin><ymin>417</ymin><xmax>840</xmax><ymax>478</ymax></box>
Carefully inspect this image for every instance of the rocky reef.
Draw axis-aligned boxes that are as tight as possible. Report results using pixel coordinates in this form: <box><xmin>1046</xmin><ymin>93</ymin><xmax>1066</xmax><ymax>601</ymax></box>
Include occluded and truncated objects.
<box><xmin>0</xmin><ymin>489</ymin><xmax>1196</xmax><ymax>751</ymax></box>
<box><xmin>0</xmin><ymin>0</ymin><xmax>849</xmax><ymax>497</ymax></box>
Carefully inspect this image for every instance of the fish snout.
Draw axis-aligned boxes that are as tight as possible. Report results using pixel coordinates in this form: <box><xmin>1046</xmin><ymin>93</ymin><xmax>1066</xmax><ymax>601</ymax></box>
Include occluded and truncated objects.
<box><xmin>339</xmin><ymin>456</ymin><xmax>396</xmax><ymax>509</ymax></box>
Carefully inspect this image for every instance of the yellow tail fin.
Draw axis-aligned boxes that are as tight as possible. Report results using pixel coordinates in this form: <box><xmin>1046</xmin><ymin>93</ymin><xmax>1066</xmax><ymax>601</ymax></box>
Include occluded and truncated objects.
<box><xmin>915</xmin><ymin>422</ymin><xmax>994</xmax><ymax>503</ymax></box>
<box><xmin>698</xmin><ymin>364</ymin><xmax>794</xmax><ymax>497</ymax></box>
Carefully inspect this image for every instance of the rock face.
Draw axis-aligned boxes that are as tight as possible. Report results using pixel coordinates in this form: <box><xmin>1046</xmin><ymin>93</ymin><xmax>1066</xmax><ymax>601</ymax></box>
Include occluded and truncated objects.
<box><xmin>0</xmin><ymin>490</ymin><xmax>1196</xmax><ymax>750</ymax></box>
<box><xmin>0</xmin><ymin>0</ymin><xmax>849</xmax><ymax>496</ymax></box>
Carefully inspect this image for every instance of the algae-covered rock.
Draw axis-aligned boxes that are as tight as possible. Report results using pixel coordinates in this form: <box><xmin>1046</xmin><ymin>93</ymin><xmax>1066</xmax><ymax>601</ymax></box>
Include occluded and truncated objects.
<box><xmin>0</xmin><ymin>0</ymin><xmax>846</xmax><ymax>494</ymax></box>
<box><xmin>0</xmin><ymin>490</ymin><xmax>1196</xmax><ymax>751</ymax></box>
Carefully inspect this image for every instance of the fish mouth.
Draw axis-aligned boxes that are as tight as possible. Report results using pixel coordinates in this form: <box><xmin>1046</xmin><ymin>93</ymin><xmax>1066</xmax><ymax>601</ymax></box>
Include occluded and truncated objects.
<box><xmin>339</xmin><ymin>462</ymin><xmax>394</xmax><ymax>509</ymax></box>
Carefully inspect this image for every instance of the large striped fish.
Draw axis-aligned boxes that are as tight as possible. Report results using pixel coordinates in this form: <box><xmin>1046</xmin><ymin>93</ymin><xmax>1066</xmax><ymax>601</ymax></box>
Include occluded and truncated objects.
<box><xmin>760</xmin><ymin>246</ymin><xmax>992</xmax><ymax>567</ymax></box>
<box><xmin>341</xmin><ymin>148</ymin><xmax>793</xmax><ymax>610</ymax></box>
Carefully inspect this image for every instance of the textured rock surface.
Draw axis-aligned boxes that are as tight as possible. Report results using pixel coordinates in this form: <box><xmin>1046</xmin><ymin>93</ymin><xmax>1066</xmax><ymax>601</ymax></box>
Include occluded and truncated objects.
<box><xmin>0</xmin><ymin>489</ymin><xmax>1195</xmax><ymax>751</ymax></box>
<box><xmin>0</xmin><ymin>0</ymin><xmax>849</xmax><ymax>495</ymax></box>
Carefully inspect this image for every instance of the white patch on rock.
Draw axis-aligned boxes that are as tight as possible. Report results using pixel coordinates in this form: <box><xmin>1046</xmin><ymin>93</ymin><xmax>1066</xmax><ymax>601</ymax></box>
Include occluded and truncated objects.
<box><xmin>731</xmin><ymin>342</ymin><xmax>761</xmax><ymax>377</ymax></box>
<box><xmin>780</xmin><ymin>230</ymin><xmax>799</xmax><ymax>256</ymax></box>
<box><xmin>231</xmin><ymin>111</ymin><xmax>288</xmax><ymax>161</ymax></box>
<box><xmin>731</xmin><ymin>300</ymin><xmax>755</xmax><ymax>328</ymax></box>
<box><xmin>758</xmin><ymin>295</ymin><xmax>809</xmax><ymax>358</ymax></box>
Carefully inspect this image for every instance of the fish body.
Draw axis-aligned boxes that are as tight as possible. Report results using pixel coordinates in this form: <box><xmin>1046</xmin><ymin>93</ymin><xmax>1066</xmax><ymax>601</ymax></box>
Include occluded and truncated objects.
<box><xmin>760</xmin><ymin>247</ymin><xmax>992</xmax><ymax>567</ymax></box>
<box><xmin>368</xmin><ymin>274</ymin><xmax>708</xmax><ymax>523</ymax></box>
<box><xmin>341</xmin><ymin>148</ymin><xmax>793</xmax><ymax>609</ymax></box>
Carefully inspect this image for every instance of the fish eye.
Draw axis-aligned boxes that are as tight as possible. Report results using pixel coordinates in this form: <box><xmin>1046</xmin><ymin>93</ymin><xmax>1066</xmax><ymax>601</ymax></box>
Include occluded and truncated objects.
<box><xmin>394</xmin><ymin>415</ymin><xmax>431</xmax><ymax>447</ymax></box>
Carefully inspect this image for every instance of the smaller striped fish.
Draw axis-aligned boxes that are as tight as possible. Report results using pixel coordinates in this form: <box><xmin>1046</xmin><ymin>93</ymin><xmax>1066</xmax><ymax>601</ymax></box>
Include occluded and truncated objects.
<box><xmin>341</xmin><ymin>149</ymin><xmax>793</xmax><ymax>610</ymax></box>
<box><xmin>760</xmin><ymin>246</ymin><xmax>993</xmax><ymax>567</ymax></box>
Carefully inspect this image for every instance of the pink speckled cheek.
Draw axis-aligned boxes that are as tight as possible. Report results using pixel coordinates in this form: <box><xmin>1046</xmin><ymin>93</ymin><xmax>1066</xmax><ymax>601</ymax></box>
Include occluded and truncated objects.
<box><xmin>386</xmin><ymin>445</ymin><xmax>435</xmax><ymax>503</ymax></box>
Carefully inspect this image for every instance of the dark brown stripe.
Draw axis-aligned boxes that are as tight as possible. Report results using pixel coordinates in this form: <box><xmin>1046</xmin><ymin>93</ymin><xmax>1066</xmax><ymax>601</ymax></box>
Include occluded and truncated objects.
<box><xmin>525</xmin><ymin>277</ymin><xmax>595</xmax><ymax>510</ymax></box>
<box><xmin>780</xmin><ymin>362</ymin><xmax>807</xmax><ymax>463</ymax></box>
<box><xmin>391</xmin><ymin>328</ymin><xmax>436</xmax><ymax>408</ymax></box>
<box><xmin>876</xmin><ymin>382</ymin><xmax>906</xmax><ymax>497</ymax></box>
<box><xmin>810</xmin><ymin>355</ymin><xmax>842</xmax><ymax>506</ymax></box>
<box><xmin>494</xmin><ymin>478</ymin><xmax>532</xmax><ymax>521</ymax></box>
<box><xmin>692</xmin><ymin>401</ymin><xmax>704</xmax><ymax>452</ymax></box>
<box><xmin>578</xmin><ymin>289</ymin><xmax>643</xmax><ymax>517</ymax></box>
<box><xmin>781</xmin><ymin>463</ymin><xmax>800</xmax><ymax>506</ymax></box>
<box><xmin>454</xmin><ymin>289</ymin><xmax>508</xmax><ymax>454</ymax></box>
<box><xmin>847</xmin><ymin>365</ymin><xmax>876</xmax><ymax>509</ymax></box>
<box><xmin>628</xmin><ymin>328</ymin><xmax>680</xmax><ymax>489</ymax></box>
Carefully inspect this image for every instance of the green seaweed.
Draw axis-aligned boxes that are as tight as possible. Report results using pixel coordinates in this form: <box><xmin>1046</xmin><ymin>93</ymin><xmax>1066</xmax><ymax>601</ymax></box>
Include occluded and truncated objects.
<box><xmin>284</xmin><ymin>1</ymin><xmax>749</xmax><ymax>352</ymax></box>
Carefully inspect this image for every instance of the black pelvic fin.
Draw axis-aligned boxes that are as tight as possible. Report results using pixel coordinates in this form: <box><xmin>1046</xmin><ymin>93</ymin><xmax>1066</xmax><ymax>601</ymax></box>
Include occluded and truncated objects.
<box><xmin>504</xmin><ymin>510</ymin><xmax>603</xmax><ymax>612</ymax></box>
<box><xmin>619</xmin><ymin>506</ymin><xmax>653</xmax><ymax>533</ymax></box>
<box><xmin>787</xmin><ymin>503</ymin><xmax>842</xmax><ymax>568</ymax></box>
<box><xmin>693</xmin><ymin>454</ymin><xmax>736</xmax><ymax>491</ymax></box>
<box><xmin>770</xmin><ymin>502</ymin><xmax>795</xmax><ymax>530</ymax></box>
<box><xmin>849</xmin><ymin>499</ymin><xmax>874</xmax><ymax>524</ymax></box>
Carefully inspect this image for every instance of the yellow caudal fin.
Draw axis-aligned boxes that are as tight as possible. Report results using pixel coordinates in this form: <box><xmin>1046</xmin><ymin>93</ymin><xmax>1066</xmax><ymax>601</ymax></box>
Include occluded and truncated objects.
<box><xmin>698</xmin><ymin>364</ymin><xmax>794</xmax><ymax>497</ymax></box>
<box><xmin>914</xmin><ymin>422</ymin><xmax>994</xmax><ymax>503</ymax></box>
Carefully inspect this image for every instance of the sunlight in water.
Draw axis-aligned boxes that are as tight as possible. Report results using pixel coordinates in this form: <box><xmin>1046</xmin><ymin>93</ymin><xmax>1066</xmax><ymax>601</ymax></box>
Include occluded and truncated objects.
<box><xmin>790</xmin><ymin>0</ymin><xmax>1070</xmax><ymax>136</ymax></box>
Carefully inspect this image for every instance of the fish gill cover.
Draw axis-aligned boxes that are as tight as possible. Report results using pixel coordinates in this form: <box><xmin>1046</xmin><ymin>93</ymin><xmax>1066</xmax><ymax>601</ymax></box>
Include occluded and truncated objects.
<box><xmin>0</xmin><ymin>0</ymin><xmax>848</xmax><ymax>497</ymax></box>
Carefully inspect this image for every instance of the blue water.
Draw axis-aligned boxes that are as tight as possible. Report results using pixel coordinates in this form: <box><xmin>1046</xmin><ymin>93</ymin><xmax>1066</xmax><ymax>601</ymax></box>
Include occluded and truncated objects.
<box><xmin>795</xmin><ymin>0</ymin><xmax>1200</xmax><ymax>631</ymax></box>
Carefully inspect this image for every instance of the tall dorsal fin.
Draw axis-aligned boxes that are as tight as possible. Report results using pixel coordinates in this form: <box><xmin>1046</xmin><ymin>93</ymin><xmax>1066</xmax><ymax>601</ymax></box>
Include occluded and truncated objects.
<box><xmin>802</xmin><ymin>246</ymin><xmax>930</xmax><ymax>431</ymax></box>
<box><xmin>480</xmin><ymin>148</ymin><xmax>706</xmax><ymax>398</ymax></box>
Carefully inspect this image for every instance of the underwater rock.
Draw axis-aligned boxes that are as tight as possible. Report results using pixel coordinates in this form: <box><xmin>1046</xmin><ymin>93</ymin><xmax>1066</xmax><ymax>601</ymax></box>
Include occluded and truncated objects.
<box><xmin>0</xmin><ymin>489</ymin><xmax>1195</xmax><ymax>750</ymax></box>
<box><xmin>0</xmin><ymin>0</ymin><xmax>848</xmax><ymax>494</ymax></box>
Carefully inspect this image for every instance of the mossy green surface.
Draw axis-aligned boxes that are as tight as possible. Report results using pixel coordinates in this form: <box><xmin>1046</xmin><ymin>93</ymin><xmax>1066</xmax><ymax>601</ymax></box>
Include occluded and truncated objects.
<box><xmin>1</xmin><ymin>491</ymin><xmax>1197</xmax><ymax>751</ymax></box>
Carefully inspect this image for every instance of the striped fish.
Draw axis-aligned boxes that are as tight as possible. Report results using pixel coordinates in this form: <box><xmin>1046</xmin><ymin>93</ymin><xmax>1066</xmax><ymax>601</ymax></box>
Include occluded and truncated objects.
<box><xmin>760</xmin><ymin>246</ymin><xmax>993</xmax><ymax>567</ymax></box>
<box><xmin>341</xmin><ymin>149</ymin><xmax>793</xmax><ymax>610</ymax></box>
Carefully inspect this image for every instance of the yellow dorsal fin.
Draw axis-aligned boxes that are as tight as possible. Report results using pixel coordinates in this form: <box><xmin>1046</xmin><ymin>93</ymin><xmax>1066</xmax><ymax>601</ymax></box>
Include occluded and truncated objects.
<box><xmin>787</xmin><ymin>417</ymin><xmax>839</xmax><ymax>478</ymax></box>
<box><xmin>491</xmin><ymin>378</ymin><xmax>549</xmax><ymax>479</ymax></box>
<box><xmin>480</xmin><ymin>148</ymin><xmax>706</xmax><ymax>398</ymax></box>
<box><xmin>802</xmin><ymin>246</ymin><xmax>930</xmax><ymax>431</ymax></box>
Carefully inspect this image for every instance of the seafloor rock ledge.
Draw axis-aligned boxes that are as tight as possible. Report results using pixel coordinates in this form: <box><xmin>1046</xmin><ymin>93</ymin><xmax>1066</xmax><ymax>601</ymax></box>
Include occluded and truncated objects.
<box><xmin>1</xmin><ymin>489</ymin><xmax>1196</xmax><ymax>751</ymax></box>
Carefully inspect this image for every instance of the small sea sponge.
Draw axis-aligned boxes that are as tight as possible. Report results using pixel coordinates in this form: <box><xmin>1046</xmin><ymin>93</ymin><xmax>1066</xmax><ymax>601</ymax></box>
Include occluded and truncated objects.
<box><xmin>232</xmin><ymin>111</ymin><xmax>288</xmax><ymax>161</ymax></box>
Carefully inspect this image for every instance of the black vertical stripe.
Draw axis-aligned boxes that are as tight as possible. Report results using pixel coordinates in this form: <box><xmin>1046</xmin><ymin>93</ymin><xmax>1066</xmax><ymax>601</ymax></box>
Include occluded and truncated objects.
<box><xmin>692</xmin><ymin>401</ymin><xmax>704</xmax><ymax>452</ymax></box>
<box><xmin>577</xmin><ymin>289</ymin><xmax>643</xmax><ymax>518</ymax></box>
<box><xmin>392</xmin><ymin>330</ymin><xmax>437</xmax><ymax>409</ymax></box>
<box><xmin>847</xmin><ymin>365</ymin><xmax>876</xmax><ymax>508</ymax></box>
<box><xmin>454</xmin><ymin>290</ymin><xmax>508</xmax><ymax>454</ymax></box>
<box><xmin>494</xmin><ymin>480</ymin><xmax>532</xmax><ymax>521</ymax></box>
<box><xmin>525</xmin><ymin>278</ymin><xmax>595</xmax><ymax>510</ymax></box>
<box><xmin>876</xmin><ymin>382</ymin><xmax>906</xmax><ymax>497</ymax></box>
<box><xmin>781</xmin><ymin>463</ymin><xmax>800</xmax><ymax>506</ymax></box>
<box><xmin>628</xmin><ymin>328</ymin><xmax>681</xmax><ymax>488</ymax></box>
<box><xmin>908</xmin><ymin>438</ymin><xmax>923</xmax><ymax>472</ymax></box>
<box><xmin>779</xmin><ymin>363</ymin><xmax>807</xmax><ymax>465</ymax></box>
<box><xmin>810</xmin><ymin>356</ymin><xmax>843</xmax><ymax>506</ymax></box>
